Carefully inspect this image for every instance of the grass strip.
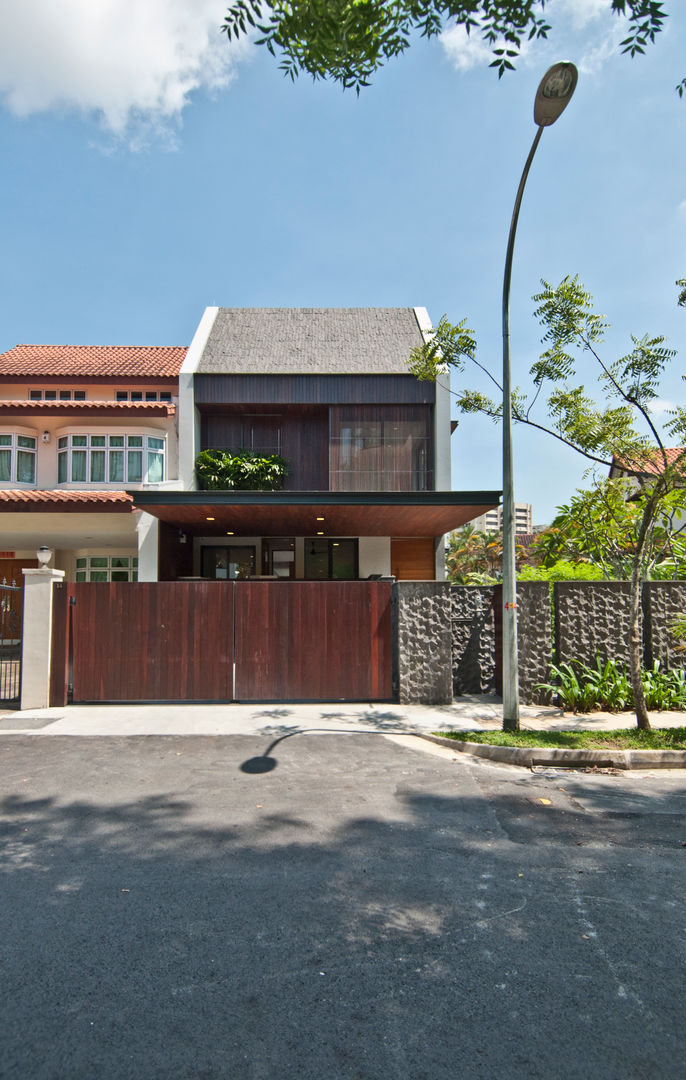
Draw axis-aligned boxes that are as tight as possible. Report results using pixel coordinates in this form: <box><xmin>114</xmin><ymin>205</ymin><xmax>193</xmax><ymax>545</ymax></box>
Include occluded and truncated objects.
<box><xmin>437</xmin><ymin>728</ymin><xmax>686</xmax><ymax>750</ymax></box>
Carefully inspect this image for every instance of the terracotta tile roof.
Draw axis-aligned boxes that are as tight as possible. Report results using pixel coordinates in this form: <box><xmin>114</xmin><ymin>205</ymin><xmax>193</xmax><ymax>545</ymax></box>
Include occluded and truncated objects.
<box><xmin>0</xmin><ymin>399</ymin><xmax>175</xmax><ymax>415</ymax></box>
<box><xmin>611</xmin><ymin>447</ymin><xmax>685</xmax><ymax>476</ymax></box>
<box><xmin>0</xmin><ymin>344</ymin><xmax>186</xmax><ymax>378</ymax></box>
<box><xmin>0</xmin><ymin>489</ymin><xmax>134</xmax><ymax>510</ymax></box>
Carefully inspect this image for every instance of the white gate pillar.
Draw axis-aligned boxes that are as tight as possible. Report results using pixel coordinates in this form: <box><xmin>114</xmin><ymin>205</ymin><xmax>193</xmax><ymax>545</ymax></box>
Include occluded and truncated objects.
<box><xmin>20</xmin><ymin>567</ymin><xmax>65</xmax><ymax>710</ymax></box>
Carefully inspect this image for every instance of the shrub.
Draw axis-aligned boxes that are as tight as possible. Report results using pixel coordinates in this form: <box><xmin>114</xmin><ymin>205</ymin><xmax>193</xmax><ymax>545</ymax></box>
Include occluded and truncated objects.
<box><xmin>195</xmin><ymin>449</ymin><xmax>288</xmax><ymax>491</ymax></box>
<box><xmin>537</xmin><ymin>656</ymin><xmax>686</xmax><ymax>713</ymax></box>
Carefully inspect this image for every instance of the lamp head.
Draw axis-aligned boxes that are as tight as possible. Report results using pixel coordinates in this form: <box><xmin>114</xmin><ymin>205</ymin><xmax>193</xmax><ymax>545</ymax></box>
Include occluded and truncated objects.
<box><xmin>534</xmin><ymin>62</ymin><xmax>578</xmax><ymax>127</ymax></box>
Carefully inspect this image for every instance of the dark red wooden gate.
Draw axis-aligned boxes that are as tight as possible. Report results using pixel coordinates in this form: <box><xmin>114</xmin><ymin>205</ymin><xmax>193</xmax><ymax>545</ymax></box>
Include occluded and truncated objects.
<box><xmin>235</xmin><ymin>582</ymin><xmax>392</xmax><ymax>701</ymax></box>
<box><xmin>51</xmin><ymin>580</ymin><xmax>392</xmax><ymax>704</ymax></box>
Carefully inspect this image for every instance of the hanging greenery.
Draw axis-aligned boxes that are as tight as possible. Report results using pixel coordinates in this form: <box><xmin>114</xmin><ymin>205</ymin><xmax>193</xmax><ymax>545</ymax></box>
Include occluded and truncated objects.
<box><xmin>195</xmin><ymin>449</ymin><xmax>288</xmax><ymax>491</ymax></box>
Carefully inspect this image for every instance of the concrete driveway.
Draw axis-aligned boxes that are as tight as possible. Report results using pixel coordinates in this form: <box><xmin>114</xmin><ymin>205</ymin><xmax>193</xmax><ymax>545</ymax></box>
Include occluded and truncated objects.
<box><xmin>1</xmin><ymin>731</ymin><xmax>685</xmax><ymax>1079</ymax></box>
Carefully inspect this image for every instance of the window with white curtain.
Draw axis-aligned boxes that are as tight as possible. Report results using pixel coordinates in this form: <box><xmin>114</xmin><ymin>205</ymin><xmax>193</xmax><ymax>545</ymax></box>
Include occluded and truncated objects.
<box><xmin>57</xmin><ymin>434</ymin><xmax>165</xmax><ymax>484</ymax></box>
<box><xmin>0</xmin><ymin>433</ymin><xmax>37</xmax><ymax>484</ymax></box>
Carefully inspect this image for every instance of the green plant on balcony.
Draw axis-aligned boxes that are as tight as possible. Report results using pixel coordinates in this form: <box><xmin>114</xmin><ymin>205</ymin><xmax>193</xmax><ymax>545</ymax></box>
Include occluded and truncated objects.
<box><xmin>195</xmin><ymin>449</ymin><xmax>288</xmax><ymax>491</ymax></box>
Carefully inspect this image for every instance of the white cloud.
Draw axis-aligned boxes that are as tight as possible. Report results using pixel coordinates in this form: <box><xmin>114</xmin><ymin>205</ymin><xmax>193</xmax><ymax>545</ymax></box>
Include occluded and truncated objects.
<box><xmin>440</xmin><ymin>0</ymin><xmax>624</xmax><ymax>78</ymax></box>
<box><xmin>0</xmin><ymin>0</ymin><xmax>248</xmax><ymax>143</ymax></box>
<box><xmin>648</xmin><ymin>399</ymin><xmax>678</xmax><ymax>417</ymax></box>
<box><xmin>678</xmin><ymin>199</ymin><xmax>686</xmax><ymax>221</ymax></box>
<box><xmin>439</xmin><ymin>24</ymin><xmax>498</xmax><ymax>73</ymax></box>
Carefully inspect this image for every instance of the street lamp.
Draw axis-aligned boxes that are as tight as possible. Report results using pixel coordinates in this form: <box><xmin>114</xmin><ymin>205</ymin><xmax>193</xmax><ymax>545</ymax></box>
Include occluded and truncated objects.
<box><xmin>501</xmin><ymin>61</ymin><xmax>578</xmax><ymax>731</ymax></box>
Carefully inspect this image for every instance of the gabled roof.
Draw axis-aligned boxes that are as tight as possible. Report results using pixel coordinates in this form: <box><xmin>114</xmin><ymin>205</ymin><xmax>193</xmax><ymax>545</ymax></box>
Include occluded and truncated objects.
<box><xmin>196</xmin><ymin>308</ymin><xmax>427</xmax><ymax>375</ymax></box>
<box><xmin>0</xmin><ymin>345</ymin><xmax>187</xmax><ymax>378</ymax></box>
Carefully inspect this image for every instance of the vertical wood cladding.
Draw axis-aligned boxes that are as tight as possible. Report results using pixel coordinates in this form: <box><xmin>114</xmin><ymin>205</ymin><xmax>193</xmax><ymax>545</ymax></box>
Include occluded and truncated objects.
<box><xmin>330</xmin><ymin>405</ymin><xmax>433</xmax><ymax>491</ymax></box>
<box><xmin>201</xmin><ymin>407</ymin><xmax>328</xmax><ymax>489</ymax></box>
<box><xmin>68</xmin><ymin>582</ymin><xmax>235</xmax><ymax>701</ymax></box>
<box><xmin>391</xmin><ymin>538</ymin><xmax>436</xmax><ymax>580</ymax></box>
<box><xmin>194</xmin><ymin>373</ymin><xmax>435</xmax><ymax>405</ymax></box>
<box><xmin>234</xmin><ymin>581</ymin><xmax>392</xmax><ymax>701</ymax></box>
<box><xmin>59</xmin><ymin>580</ymin><xmax>392</xmax><ymax>703</ymax></box>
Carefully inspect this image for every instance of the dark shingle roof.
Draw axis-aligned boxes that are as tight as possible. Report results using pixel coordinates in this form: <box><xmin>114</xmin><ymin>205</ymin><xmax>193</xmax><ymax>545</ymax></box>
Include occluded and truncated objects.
<box><xmin>196</xmin><ymin>308</ymin><xmax>426</xmax><ymax>375</ymax></box>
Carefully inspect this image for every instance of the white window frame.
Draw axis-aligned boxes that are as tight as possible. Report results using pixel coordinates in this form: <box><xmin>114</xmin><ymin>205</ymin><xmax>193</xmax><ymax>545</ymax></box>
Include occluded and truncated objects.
<box><xmin>0</xmin><ymin>432</ymin><xmax>37</xmax><ymax>485</ymax></box>
<box><xmin>57</xmin><ymin>432</ymin><xmax>166</xmax><ymax>485</ymax></box>
<box><xmin>74</xmin><ymin>554</ymin><xmax>139</xmax><ymax>582</ymax></box>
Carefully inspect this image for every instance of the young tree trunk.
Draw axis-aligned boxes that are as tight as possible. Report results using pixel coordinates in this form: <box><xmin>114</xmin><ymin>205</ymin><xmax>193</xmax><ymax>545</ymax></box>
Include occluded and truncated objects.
<box><xmin>629</xmin><ymin>499</ymin><xmax>655</xmax><ymax>731</ymax></box>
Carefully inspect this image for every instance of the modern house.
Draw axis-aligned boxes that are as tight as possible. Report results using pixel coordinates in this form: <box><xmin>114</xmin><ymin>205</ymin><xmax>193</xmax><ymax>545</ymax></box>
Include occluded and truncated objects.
<box><xmin>132</xmin><ymin>307</ymin><xmax>500</xmax><ymax>582</ymax></box>
<box><xmin>0</xmin><ymin>307</ymin><xmax>500</xmax><ymax>585</ymax></box>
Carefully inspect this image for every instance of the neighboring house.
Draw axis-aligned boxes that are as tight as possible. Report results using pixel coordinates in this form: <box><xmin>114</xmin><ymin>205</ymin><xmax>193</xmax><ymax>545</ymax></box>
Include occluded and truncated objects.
<box><xmin>0</xmin><ymin>308</ymin><xmax>500</xmax><ymax>584</ymax></box>
<box><xmin>609</xmin><ymin>447</ymin><xmax>686</xmax><ymax>485</ymax></box>
<box><xmin>0</xmin><ymin>344</ymin><xmax>185</xmax><ymax>584</ymax></box>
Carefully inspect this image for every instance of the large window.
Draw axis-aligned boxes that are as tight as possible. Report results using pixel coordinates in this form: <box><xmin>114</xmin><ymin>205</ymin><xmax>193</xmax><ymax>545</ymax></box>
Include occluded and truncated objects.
<box><xmin>0</xmin><ymin>434</ymin><xmax>36</xmax><ymax>484</ymax></box>
<box><xmin>75</xmin><ymin>555</ymin><xmax>138</xmax><ymax>582</ymax></box>
<box><xmin>57</xmin><ymin>434</ymin><xmax>165</xmax><ymax>484</ymax></box>
<box><xmin>305</xmin><ymin>539</ymin><xmax>357</xmax><ymax>580</ymax></box>
<box><xmin>330</xmin><ymin>407</ymin><xmax>432</xmax><ymax>491</ymax></box>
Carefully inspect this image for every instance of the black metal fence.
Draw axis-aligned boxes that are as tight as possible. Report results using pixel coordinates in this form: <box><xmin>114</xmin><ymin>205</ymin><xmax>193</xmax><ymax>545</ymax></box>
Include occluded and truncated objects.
<box><xmin>0</xmin><ymin>580</ymin><xmax>22</xmax><ymax>705</ymax></box>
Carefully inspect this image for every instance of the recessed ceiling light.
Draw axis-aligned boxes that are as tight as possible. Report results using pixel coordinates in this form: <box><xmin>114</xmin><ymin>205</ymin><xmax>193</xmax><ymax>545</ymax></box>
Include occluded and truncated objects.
<box><xmin>316</xmin><ymin>517</ymin><xmax>325</xmax><ymax>521</ymax></box>
<box><xmin>316</xmin><ymin>531</ymin><xmax>324</xmax><ymax>536</ymax></box>
<box><xmin>206</xmin><ymin>516</ymin><xmax>215</xmax><ymax>521</ymax></box>
<box><xmin>226</xmin><ymin>531</ymin><xmax>234</xmax><ymax>535</ymax></box>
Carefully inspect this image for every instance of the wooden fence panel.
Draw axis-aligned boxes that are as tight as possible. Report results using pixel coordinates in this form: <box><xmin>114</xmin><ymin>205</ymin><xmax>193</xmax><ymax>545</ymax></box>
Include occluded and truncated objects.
<box><xmin>69</xmin><ymin>582</ymin><xmax>234</xmax><ymax>702</ymax></box>
<box><xmin>234</xmin><ymin>581</ymin><xmax>392</xmax><ymax>701</ymax></box>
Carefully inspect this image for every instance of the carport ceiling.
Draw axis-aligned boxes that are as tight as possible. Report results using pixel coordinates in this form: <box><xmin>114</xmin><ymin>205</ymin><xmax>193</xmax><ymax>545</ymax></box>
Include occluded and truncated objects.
<box><xmin>131</xmin><ymin>491</ymin><xmax>501</xmax><ymax>538</ymax></box>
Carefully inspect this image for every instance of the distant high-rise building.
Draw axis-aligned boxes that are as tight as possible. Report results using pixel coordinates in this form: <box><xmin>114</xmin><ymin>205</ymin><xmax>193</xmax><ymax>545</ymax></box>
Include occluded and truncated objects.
<box><xmin>470</xmin><ymin>502</ymin><xmax>533</xmax><ymax>535</ymax></box>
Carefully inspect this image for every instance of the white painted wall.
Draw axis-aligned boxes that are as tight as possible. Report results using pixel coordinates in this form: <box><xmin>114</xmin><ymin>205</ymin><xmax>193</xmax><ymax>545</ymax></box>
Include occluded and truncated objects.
<box><xmin>178</xmin><ymin>306</ymin><xmax>218</xmax><ymax>490</ymax></box>
<box><xmin>414</xmin><ymin>306</ymin><xmax>451</xmax><ymax>491</ymax></box>
<box><xmin>136</xmin><ymin>512</ymin><xmax>159</xmax><ymax>581</ymax></box>
<box><xmin>20</xmin><ymin>567</ymin><xmax>65</xmax><ymax>710</ymax></box>
<box><xmin>358</xmin><ymin>537</ymin><xmax>391</xmax><ymax>578</ymax></box>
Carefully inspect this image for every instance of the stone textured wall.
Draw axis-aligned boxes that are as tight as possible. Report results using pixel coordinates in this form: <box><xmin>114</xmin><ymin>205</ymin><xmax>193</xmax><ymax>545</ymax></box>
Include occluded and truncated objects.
<box><xmin>554</xmin><ymin>581</ymin><xmax>634</xmax><ymax>669</ymax></box>
<box><xmin>643</xmin><ymin>582</ymin><xmax>686</xmax><ymax>670</ymax></box>
<box><xmin>517</xmin><ymin>581</ymin><xmax>553</xmax><ymax>704</ymax></box>
<box><xmin>393</xmin><ymin>582</ymin><xmax>453</xmax><ymax>705</ymax></box>
<box><xmin>450</xmin><ymin>583</ymin><xmax>552</xmax><ymax>704</ymax></box>
<box><xmin>450</xmin><ymin>586</ymin><xmax>496</xmax><ymax>696</ymax></box>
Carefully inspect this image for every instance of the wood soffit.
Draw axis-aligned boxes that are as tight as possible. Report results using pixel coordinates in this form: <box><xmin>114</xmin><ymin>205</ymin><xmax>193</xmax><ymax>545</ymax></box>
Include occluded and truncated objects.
<box><xmin>131</xmin><ymin>492</ymin><xmax>501</xmax><ymax>538</ymax></box>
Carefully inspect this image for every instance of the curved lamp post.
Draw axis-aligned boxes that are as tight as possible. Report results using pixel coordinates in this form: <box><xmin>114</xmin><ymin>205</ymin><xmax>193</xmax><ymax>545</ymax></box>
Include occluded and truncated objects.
<box><xmin>502</xmin><ymin>61</ymin><xmax>578</xmax><ymax>731</ymax></box>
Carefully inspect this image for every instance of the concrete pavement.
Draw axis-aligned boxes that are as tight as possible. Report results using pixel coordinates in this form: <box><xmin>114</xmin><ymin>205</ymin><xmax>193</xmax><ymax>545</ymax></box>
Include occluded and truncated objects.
<box><xmin>0</xmin><ymin>694</ymin><xmax>684</xmax><ymax>737</ymax></box>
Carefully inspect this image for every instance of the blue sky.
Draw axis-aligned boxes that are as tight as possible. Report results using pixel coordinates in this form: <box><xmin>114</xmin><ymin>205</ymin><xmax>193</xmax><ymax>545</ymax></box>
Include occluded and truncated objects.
<box><xmin>1</xmin><ymin>0</ymin><xmax>684</xmax><ymax>524</ymax></box>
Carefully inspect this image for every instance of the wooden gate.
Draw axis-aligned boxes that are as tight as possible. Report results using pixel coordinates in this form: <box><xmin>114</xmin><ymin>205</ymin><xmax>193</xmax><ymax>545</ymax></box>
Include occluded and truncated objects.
<box><xmin>51</xmin><ymin>580</ymin><xmax>392</xmax><ymax>704</ymax></box>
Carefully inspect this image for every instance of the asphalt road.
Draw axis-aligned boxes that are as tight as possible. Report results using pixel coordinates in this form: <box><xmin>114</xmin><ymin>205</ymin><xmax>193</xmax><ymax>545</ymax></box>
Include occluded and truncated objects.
<box><xmin>1</xmin><ymin>733</ymin><xmax>685</xmax><ymax>1080</ymax></box>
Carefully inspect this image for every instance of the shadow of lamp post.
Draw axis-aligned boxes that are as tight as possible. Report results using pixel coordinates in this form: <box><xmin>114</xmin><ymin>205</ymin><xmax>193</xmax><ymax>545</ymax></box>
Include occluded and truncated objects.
<box><xmin>502</xmin><ymin>61</ymin><xmax>578</xmax><ymax>731</ymax></box>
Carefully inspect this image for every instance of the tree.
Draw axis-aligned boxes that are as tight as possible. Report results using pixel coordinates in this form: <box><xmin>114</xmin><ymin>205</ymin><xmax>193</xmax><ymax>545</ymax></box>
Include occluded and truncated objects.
<box><xmin>221</xmin><ymin>0</ymin><xmax>671</xmax><ymax>94</ymax></box>
<box><xmin>446</xmin><ymin>524</ymin><xmax>535</xmax><ymax>582</ymax></box>
<box><xmin>532</xmin><ymin>479</ymin><xmax>686</xmax><ymax>580</ymax></box>
<box><xmin>408</xmin><ymin>276</ymin><xmax>686</xmax><ymax>730</ymax></box>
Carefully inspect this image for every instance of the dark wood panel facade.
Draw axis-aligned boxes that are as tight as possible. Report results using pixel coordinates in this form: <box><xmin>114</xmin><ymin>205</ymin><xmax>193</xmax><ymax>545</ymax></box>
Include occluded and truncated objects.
<box><xmin>201</xmin><ymin>406</ymin><xmax>329</xmax><ymax>490</ymax></box>
<box><xmin>235</xmin><ymin>582</ymin><xmax>392</xmax><ymax>701</ymax></box>
<box><xmin>195</xmin><ymin>373</ymin><xmax>435</xmax><ymax>405</ymax></box>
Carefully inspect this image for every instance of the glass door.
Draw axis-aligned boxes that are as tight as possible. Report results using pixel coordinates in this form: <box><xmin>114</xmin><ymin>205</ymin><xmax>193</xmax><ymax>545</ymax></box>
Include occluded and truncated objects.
<box><xmin>201</xmin><ymin>546</ymin><xmax>256</xmax><ymax>580</ymax></box>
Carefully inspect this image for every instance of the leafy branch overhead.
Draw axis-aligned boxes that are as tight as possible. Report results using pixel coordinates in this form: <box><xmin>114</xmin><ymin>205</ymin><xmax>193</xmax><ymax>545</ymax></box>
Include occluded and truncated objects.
<box><xmin>221</xmin><ymin>1</ymin><xmax>672</xmax><ymax>94</ymax></box>
<box><xmin>409</xmin><ymin>276</ymin><xmax>685</xmax><ymax>730</ymax></box>
<box><xmin>410</xmin><ymin>276</ymin><xmax>686</xmax><ymax>480</ymax></box>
